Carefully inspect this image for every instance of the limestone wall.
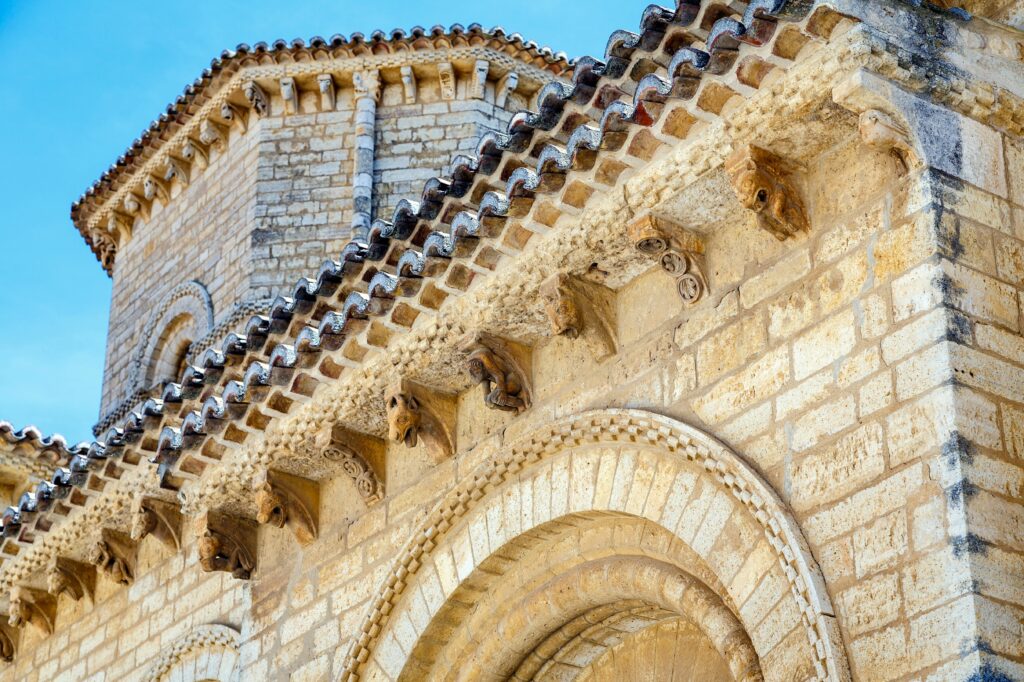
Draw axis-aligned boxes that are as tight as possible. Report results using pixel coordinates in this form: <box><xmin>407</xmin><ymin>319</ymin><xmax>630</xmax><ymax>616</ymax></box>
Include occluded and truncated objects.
<box><xmin>18</xmin><ymin>101</ymin><xmax>1022</xmax><ymax>681</ymax></box>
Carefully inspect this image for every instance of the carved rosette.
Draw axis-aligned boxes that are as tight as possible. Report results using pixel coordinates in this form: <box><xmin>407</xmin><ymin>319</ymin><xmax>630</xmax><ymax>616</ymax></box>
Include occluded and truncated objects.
<box><xmin>725</xmin><ymin>144</ymin><xmax>809</xmax><ymax>241</ymax></box>
<box><xmin>626</xmin><ymin>215</ymin><xmax>707</xmax><ymax>306</ymax></box>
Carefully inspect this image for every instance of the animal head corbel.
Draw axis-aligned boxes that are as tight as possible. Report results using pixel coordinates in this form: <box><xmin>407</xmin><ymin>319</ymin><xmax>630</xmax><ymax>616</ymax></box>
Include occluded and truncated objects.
<box><xmin>833</xmin><ymin>69</ymin><xmax>924</xmax><ymax>175</ymax></box>
<box><xmin>46</xmin><ymin>557</ymin><xmax>95</xmax><ymax>603</ymax></box>
<box><xmin>194</xmin><ymin>512</ymin><xmax>256</xmax><ymax>580</ymax></box>
<box><xmin>142</xmin><ymin>174</ymin><xmax>171</xmax><ymax>205</ymax></box>
<box><xmin>540</xmin><ymin>274</ymin><xmax>618</xmax><ymax>360</ymax></box>
<box><xmin>253</xmin><ymin>470</ymin><xmax>319</xmax><ymax>546</ymax></box>
<box><xmin>0</xmin><ymin>623</ymin><xmax>14</xmax><ymax>662</ymax></box>
<box><xmin>385</xmin><ymin>380</ymin><xmax>456</xmax><ymax>463</ymax></box>
<box><xmin>458</xmin><ymin>333</ymin><xmax>533</xmax><ymax>414</ymax></box>
<box><xmin>7</xmin><ymin>587</ymin><xmax>55</xmax><ymax>635</ymax></box>
<box><xmin>87</xmin><ymin>530</ymin><xmax>136</xmax><ymax>586</ymax></box>
<box><xmin>725</xmin><ymin>145</ymin><xmax>809</xmax><ymax>241</ymax></box>
<box><xmin>130</xmin><ymin>496</ymin><xmax>182</xmax><ymax>552</ymax></box>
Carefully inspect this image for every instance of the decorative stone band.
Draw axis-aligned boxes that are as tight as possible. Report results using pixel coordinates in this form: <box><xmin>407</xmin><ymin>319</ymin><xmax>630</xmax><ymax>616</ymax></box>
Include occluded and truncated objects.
<box><xmin>144</xmin><ymin>623</ymin><xmax>240</xmax><ymax>681</ymax></box>
<box><xmin>342</xmin><ymin>410</ymin><xmax>849</xmax><ymax>681</ymax></box>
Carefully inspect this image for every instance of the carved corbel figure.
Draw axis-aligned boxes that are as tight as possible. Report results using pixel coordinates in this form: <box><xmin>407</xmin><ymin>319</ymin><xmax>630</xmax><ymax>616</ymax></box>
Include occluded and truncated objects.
<box><xmin>87</xmin><ymin>530</ymin><xmax>136</xmax><ymax>586</ymax></box>
<box><xmin>0</xmin><ymin>624</ymin><xmax>14</xmax><ymax>662</ymax></box>
<box><xmin>164</xmin><ymin>157</ymin><xmax>190</xmax><ymax>188</ymax></box>
<box><xmin>353</xmin><ymin>70</ymin><xmax>381</xmax><ymax>102</ymax></box>
<box><xmin>471</xmin><ymin>59</ymin><xmax>489</xmax><ymax>99</ymax></box>
<box><xmin>199</xmin><ymin>118</ymin><xmax>227</xmax><ymax>150</ymax></box>
<box><xmin>7</xmin><ymin>587</ymin><xmax>55</xmax><ymax>635</ymax></box>
<box><xmin>181</xmin><ymin>138</ymin><xmax>209</xmax><ymax>169</ymax></box>
<box><xmin>301</xmin><ymin>426</ymin><xmax>385</xmax><ymax>503</ymax></box>
<box><xmin>143</xmin><ymin>174</ymin><xmax>171</xmax><ymax>205</ymax></box>
<box><xmin>90</xmin><ymin>228</ymin><xmax>118</xmax><ymax>273</ymax></box>
<box><xmin>540</xmin><ymin>274</ymin><xmax>618</xmax><ymax>359</ymax></box>
<box><xmin>400</xmin><ymin>65</ymin><xmax>417</xmax><ymax>104</ymax></box>
<box><xmin>459</xmin><ymin>333</ymin><xmax>532</xmax><ymax>413</ymax></box>
<box><xmin>123</xmin><ymin>192</ymin><xmax>149</xmax><ymax>222</ymax></box>
<box><xmin>220</xmin><ymin>102</ymin><xmax>248</xmax><ymax>131</ymax></box>
<box><xmin>317</xmin><ymin>74</ymin><xmax>336</xmax><ymax>111</ymax></box>
<box><xmin>46</xmin><ymin>557</ymin><xmax>95</xmax><ymax>602</ymax></box>
<box><xmin>106</xmin><ymin>210</ymin><xmax>133</xmax><ymax>245</ymax></box>
<box><xmin>496</xmin><ymin>72</ymin><xmax>519</xmax><ymax>108</ymax></box>
<box><xmin>244</xmin><ymin>81</ymin><xmax>270</xmax><ymax>116</ymax></box>
<box><xmin>724</xmin><ymin>145</ymin><xmax>809</xmax><ymax>241</ymax></box>
<box><xmin>626</xmin><ymin>215</ymin><xmax>708</xmax><ymax>305</ymax></box>
<box><xmin>385</xmin><ymin>380</ymin><xmax>456</xmax><ymax>463</ymax></box>
<box><xmin>194</xmin><ymin>512</ymin><xmax>256</xmax><ymax>580</ymax></box>
<box><xmin>254</xmin><ymin>470</ymin><xmax>319</xmax><ymax>545</ymax></box>
<box><xmin>833</xmin><ymin>70</ymin><xmax>924</xmax><ymax>175</ymax></box>
<box><xmin>280</xmin><ymin>77</ymin><xmax>299</xmax><ymax>114</ymax></box>
<box><xmin>130</xmin><ymin>496</ymin><xmax>183</xmax><ymax>551</ymax></box>
<box><xmin>437</xmin><ymin>62</ymin><xmax>456</xmax><ymax>101</ymax></box>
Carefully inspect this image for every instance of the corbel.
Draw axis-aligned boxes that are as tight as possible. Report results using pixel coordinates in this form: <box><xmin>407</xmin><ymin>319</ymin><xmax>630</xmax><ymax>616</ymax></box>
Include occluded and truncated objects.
<box><xmin>129</xmin><ymin>496</ymin><xmax>182</xmax><ymax>552</ymax></box>
<box><xmin>194</xmin><ymin>511</ymin><xmax>256</xmax><ymax>580</ymax></box>
<box><xmin>279</xmin><ymin>77</ymin><xmax>299</xmax><ymax>115</ymax></box>
<box><xmin>495</xmin><ymin>72</ymin><xmax>519</xmax><ymax>108</ymax></box>
<box><xmin>143</xmin><ymin>174</ymin><xmax>170</xmax><ymax>205</ymax></box>
<box><xmin>540</xmin><ymin>273</ymin><xmax>618</xmax><ymax>360</ymax></box>
<box><xmin>244</xmin><ymin>80</ymin><xmax>270</xmax><ymax>117</ymax></box>
<box><xmin>253</xmin><ymin>470</ymin><xmax>318</xmax><ymax>545</ymax></box>
<box><xmin>123</xmin><ymin>192</ymin><xmax>150</xmax><ymax>223</ymax></box>
<box><xmin>8</xmin><ymin>587</ymin><xmax>55</xmax><ymax>635</ymax></box>
<box><xmin>163</xmin><ymin>156</ymin><xmax>190</xmax><ymax>188</ymax></box>
<box><xmin>458</xmin><ymin>332</ymin><xmax>532</xmax><ymax>414</ymax></box>
<box><xmin>724</xmin><ymin>144</ymin><xmax>809</xmax><ymax>241</ymax></box>
<box><xmin>90</xmin><ymin>227</ymin><xmax>118</xmax><ymax>273</ymax></box>
<box><xmin>181</xmin><ymin>138</ymin><xmax>209</xmax><ymax>169</ymax></box>
<box><xmin>626</xmin><ymin>215</ymin><xmax>708</xmax><ymax>305</ymax></box>
<box><xmin>46</xmin><ymin>557</ymin><xmax>95</xmax><ymax>603</ymax></box>
<box><xmin>106</xmin><ymin>210</ymin><xmax>133</xmax><ymax>244</ymax></box>
<box><xmin>87</xmin><ymin>529</ymin><xmax>136</xmax><ymax>586</ymax></box>
<box><xmin>833</xmin><ymin>69</ymin><xmax>925</xmax><ymax>174</ymax></box>
<box><xmin>199</xmin><ymin>118</ymin><xmax>227</xmax><ymax>150</ymax></box>
<box><xmin>400</xmin><ymin>65</ymin><xmax>417</xmax><ymax>104</ymax></box>
<box><xmin>219</xmin><ymin>102</ymin><xmax>248</xmax><ymax>132</ymax></box>
<box><xmin>471</xmin><ymin>59</ymin><xmax>489</xmax><ymax>100</ymax></box>
<box><xmin>385</xmin><ymin>379</ymin><xmax>456</xmax><ymax>464</ymax></box>
<box><xmin>303</xmin><ymin>425</ymin><xmax>385</xmax><ymax>503</ymax></box>
<box><xmin>317</xmin><ymin>74</ymin><xmax>336</xmax><ymax>111</ymax></box>
<box><xmin>353</xmin><ymin>70</ymin><xmax>380</xmax><ymax>102</ymax></box>
<box><xmin>437</xmin><ymin>62</ymin><xmax>456</xmax><ymax>101</ymax></box>
<box><xmin>0</xmin><ymin>622</ymin><xmax>14</xmax><ymax>662</ymax></box>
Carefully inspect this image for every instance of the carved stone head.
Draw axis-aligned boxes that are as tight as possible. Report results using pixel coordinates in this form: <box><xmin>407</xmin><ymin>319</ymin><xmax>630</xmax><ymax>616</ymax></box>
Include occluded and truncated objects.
<box><xmin>255</xmin><ymin>483</ymin><xmax>286</xmax><ymax>529</ymax></box>
<box><xmin>130</xmin><ymin>503</ymin><xmax>157</xmax><ymax>542</ymax></box>
<box><xmin>45</xmin><ymin>567</ymin><xmax>68</xmax><ymax>598</ymax></box>
<box><xmin>725</xmin><ymin>145</ymin><xmax>808</xmax><ymax>241</ymax></box>
<box><xmin>386</xmin><ymin>392</ymin><xmax>421</xmax><ymax>448</ymax></box>
<box><xmin>7</xmin><ymin>596</ymin><xmax>26</xmax><ymax>629</ymax></box>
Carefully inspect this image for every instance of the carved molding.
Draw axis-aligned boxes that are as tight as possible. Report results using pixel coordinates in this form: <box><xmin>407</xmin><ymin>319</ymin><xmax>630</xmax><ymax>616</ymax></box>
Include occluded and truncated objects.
<box><xmin>46</xmin><ymin>557</ymin><xmax>95</xmax><ymax>603</ymax></box>
<box><xmin>540</xmin><ymin>274</ymin><xmax>618</xmax><ymax>360</ymax></box>
<box><xmin>724</xmin><ymin>144</ymin><xmax>809</xmax><ymax>241</ymax></box>
<box><xmin>87</xmin><ymin>529</ymin><xmax>136</xmax><ymax>586</ymax></box>
<box><xmin>459</xmin><ymin>333</ymin><xmax>532</xmax><ymax>414</ymax></box>
<box><xmin>312</xmin><ymin>426</ymin><xmax>385</xmax><ymax>504</ymax></box>
<box><xmin>194</xmin><ymin>512</ymin><xmax>256</xmax><ymax>580</ymax></box>
<box><xmin>8</xmin><ymin>586</ymin><xmax>55</xmax><ymax>635</ymax></box>
<box><xmin>130</xmin><ymin>496</ymin><xmax>183</xmax><ymax>552</ymax></box>
<box><xmin>145</xmin><ymin>623</ymin><xmax>240</xmax><ymax>681</ymax></box>
<box><xmin>385</xmin><ymin>379</ymin><xmax>456</xmax><ymax>463</ymax></box>
<box><xmin>254</xmin><ymin>470</ymin><xmax>318</xmax><ymax>546</ymax></box>
<box><xmin>626</xmin><ymin>215</ymin><xmax>708</xmax><ymax>306</ymax></box>
<box><xmin>437</xmin><ymin>62</ymin><xmax>456</xmax><ymax>100</ymax></box>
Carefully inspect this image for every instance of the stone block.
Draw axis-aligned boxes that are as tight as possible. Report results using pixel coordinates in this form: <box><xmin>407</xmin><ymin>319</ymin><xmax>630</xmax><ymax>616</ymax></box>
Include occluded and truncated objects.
<box><xmin>791</xmin><ymin>422</ymin><xmax>885</xmax><ymax>512</ymax></box>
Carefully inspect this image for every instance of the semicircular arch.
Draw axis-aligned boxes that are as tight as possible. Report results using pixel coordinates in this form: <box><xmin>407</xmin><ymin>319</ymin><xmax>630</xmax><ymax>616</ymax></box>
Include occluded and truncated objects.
<box><xmin>344</xmin><ymin>409</ymin><xmax>848</xmax><ymax>681</ymax></box>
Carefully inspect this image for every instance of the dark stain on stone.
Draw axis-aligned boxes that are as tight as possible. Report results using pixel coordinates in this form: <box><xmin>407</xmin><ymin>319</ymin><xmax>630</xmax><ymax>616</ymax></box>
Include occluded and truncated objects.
<box><xmin>943</xmin><ymin>430</ymin><xmax>974</xmax><ymax>467</ymax></box>
<box><xmin>952</xmin><ymin>532</ymin><xmax>989</xmax><ymax>557</ymax></box>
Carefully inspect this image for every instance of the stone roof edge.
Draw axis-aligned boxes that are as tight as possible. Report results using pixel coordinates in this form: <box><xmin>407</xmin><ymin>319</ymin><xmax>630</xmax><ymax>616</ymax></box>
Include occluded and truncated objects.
<box><xmin>71</xmin><ymin>27</ymin><xmax>573</xmax><ymax>273</ymax></box>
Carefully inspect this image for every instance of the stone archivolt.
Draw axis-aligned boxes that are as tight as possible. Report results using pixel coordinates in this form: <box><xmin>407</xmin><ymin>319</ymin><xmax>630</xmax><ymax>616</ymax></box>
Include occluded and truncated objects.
<box><xmin>1</xmin><ymin>0</ymin><xmax>1022</xmax><ymax>673</ymax></box>
<box><xmin>145</xmin><ymin>623</ymin><xmax>240</xmax><ymax>681</ymax></box>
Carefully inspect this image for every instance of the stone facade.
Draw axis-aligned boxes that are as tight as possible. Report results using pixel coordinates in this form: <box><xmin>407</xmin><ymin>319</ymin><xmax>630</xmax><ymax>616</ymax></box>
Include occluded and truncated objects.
<box><xmin>1</xmin><ymin>2</ymin><xmax>1023</xmax><ymax>681</ymax></box>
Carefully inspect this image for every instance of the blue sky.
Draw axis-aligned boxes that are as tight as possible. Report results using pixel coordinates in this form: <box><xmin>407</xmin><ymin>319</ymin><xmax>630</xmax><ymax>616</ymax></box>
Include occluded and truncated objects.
<box><xmin>0</xmin><ymin>0</ymin><xmax>642</xmax><ymax>443</ymax></box>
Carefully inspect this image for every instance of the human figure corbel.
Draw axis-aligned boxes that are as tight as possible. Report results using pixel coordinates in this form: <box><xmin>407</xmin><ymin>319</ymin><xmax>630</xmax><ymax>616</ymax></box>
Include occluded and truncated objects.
<box><xmin>87</xmin><ymin>529</ymin><xmax>136</xmax><ymax>586</ymax></box>
<box><xmin>194</xmin><ymin>512</ymin><xmax>256</xmax><ymax>580</ymax></box>
<box><xmin>385</xmin><ymin>379</ymin><xmax>456</xmax><ymax>463</ymax></box>
<box><xmin>458</xmin><ymin>333</ymin><xmax>533</xmax><ymax>414</ymax></box>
